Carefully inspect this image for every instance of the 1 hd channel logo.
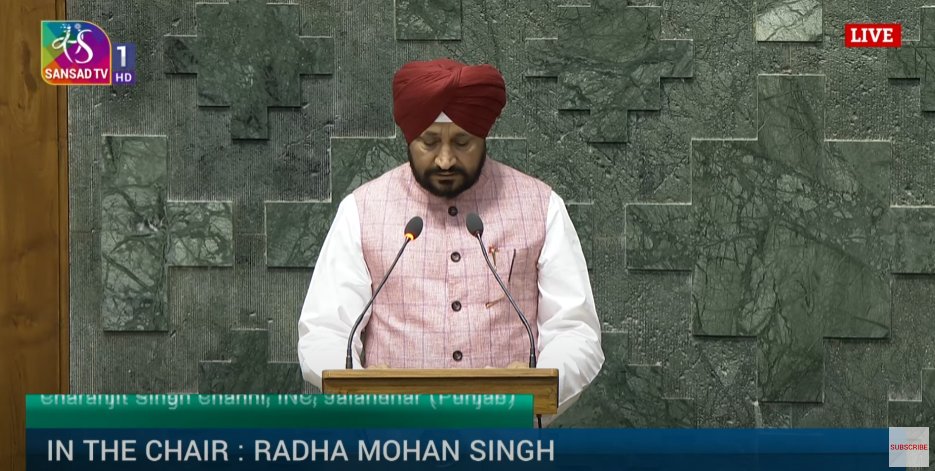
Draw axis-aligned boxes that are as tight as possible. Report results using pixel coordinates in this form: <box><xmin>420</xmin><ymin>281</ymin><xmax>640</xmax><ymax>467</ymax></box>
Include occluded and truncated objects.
<box><xmin>41</xmin><ymin>21</ymin><xmax>136</xmax><ymax>86</ymax></box>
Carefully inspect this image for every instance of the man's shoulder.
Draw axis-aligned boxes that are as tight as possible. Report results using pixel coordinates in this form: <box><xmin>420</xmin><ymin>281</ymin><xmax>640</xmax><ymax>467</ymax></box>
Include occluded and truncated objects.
<box><xmin>487</xmin><ymin>158</ymin><xmax>553</xmax><ymax>194</ymax></box>
<box><xmin>351</xmin><ymin>162</ymin><xmax>410</xmax><ymax>197</ymax></box>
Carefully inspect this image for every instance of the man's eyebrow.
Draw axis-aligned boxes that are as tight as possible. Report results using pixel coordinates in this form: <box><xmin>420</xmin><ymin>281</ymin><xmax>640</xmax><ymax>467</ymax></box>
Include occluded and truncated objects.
<box><xmin>421</xmin><ymin>132</ymin><xmax>440</xmax><ymax>138</ymax></box>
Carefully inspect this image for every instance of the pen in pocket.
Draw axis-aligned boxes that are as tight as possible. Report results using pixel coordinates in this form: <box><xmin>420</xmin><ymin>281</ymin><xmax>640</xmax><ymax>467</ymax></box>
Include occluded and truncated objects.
<box><xmin>485</xmin><ymin>249</ymin><xmax>517</xmax><ymax>308</ymax></box>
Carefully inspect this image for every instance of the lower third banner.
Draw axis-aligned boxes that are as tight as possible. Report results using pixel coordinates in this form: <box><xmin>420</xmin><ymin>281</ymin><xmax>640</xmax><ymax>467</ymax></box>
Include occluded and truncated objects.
<box><xmin>27</xmin><ymin>428</ymin><xmax>894</xmax><ymax>471</ymax></box>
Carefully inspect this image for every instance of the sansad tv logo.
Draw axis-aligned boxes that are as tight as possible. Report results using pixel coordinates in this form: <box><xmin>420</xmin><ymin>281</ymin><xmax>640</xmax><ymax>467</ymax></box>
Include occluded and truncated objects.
<box><xmin>41</xmin><ymin>21</ymin><xmax>113</xmax><ymax>85</ymax></box>
<box><xmin>52</xmin><ymin>23</ymin><xmax>95</xmax><ymax>64</ymax></box>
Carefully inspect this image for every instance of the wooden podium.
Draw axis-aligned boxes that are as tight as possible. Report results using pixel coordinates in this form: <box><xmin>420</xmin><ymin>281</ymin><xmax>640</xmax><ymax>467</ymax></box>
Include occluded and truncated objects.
<box><xmin>322</xmin><ymin>368</ymin><xmax>560</xmax><ymax>415</ymax></box>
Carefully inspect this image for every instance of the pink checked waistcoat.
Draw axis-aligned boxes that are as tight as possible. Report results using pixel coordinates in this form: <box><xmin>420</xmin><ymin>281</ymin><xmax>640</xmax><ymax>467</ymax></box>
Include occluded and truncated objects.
<box><xmin>354</xmin><ymin>159</ymin><xmax>552</xmax><ymax>368</ymax></box>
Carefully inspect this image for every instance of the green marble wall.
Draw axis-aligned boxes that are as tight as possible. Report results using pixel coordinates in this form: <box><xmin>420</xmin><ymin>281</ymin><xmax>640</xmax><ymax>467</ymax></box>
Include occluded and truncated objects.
<box><xmin>70</xmin><ymin>0</ymin><xmax>934</xmax><ymax>438</ymax></box>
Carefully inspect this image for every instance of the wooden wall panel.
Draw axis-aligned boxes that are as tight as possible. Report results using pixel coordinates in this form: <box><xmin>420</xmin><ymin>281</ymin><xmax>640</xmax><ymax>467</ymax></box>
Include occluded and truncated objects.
<box><xmin>0</xmin><ymin>0</ymin><xmax>69</xmax><ymax>469</ymax></box>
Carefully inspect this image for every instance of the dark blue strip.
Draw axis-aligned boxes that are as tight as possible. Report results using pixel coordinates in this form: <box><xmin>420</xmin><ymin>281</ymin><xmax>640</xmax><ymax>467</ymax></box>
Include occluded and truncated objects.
<box><xmin>27</xmin><ymin>428</ymin><xmax>895</xmax><ymax>471</ymax></box>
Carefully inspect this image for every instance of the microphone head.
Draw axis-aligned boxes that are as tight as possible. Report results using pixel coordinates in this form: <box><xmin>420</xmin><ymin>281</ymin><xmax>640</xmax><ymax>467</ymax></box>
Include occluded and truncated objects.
<box><xmin>466</xmin><ymin>213</ymin><xmax>484</xmax><ymax>237</ymax></box>
<box><xmin>404</xmin><ymin>216</ymin><xmax>423</xmax><ymax>241</ymax></box>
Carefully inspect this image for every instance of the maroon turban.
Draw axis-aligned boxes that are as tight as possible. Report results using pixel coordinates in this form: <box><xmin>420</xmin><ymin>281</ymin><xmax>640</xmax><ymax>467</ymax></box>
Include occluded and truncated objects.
<box><xmin>392</xmin><ymin>59</ymin><xmax>507</xmax><ymax>143</ymax></box>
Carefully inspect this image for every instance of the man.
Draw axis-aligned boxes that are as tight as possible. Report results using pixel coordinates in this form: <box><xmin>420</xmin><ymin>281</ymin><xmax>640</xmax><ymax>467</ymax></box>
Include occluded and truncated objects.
<box><xmin>297</xmin><ymin>58</ymin><xmax>603</xmax><ymax>417</ymax></box>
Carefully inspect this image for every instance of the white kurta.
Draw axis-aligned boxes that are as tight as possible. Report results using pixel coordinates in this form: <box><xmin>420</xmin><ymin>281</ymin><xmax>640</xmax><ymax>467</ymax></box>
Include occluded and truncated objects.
<box><xmin>297</xmin><ymin>191</ymin><xmax>604</xmax><ymax>418</ymax></box>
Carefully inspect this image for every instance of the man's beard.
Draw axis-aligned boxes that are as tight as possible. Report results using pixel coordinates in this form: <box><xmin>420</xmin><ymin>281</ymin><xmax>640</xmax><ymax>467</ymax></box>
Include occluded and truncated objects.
<box><xmin>409</xmin><ymin>146</ymin><xmax>486</xmax><ymax>199</ymax></box>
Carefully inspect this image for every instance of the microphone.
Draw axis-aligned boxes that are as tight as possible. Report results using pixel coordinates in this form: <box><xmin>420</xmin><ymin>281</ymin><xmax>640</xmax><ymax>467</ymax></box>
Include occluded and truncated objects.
<box><xmin>345</xmin><ymin>216</ymin><xmax>423</xmax><ymax>369</ymax></box>
<box><xmin>465</xmin><ymin>213</ymin><xmax>537</xmax><ymax>368</ymax></box>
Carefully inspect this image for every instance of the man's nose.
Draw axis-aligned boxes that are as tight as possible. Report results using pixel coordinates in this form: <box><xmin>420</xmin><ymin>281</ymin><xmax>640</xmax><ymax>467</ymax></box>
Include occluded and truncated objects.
<box><xmin>435</xmin><ymin>145</ymin><xmax>456</xmax><ymax>169</ymax></box>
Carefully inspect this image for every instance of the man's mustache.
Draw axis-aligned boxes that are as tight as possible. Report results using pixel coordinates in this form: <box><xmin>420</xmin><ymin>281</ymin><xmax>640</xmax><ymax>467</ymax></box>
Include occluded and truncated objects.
<box><xmin>426</xmin><ymin>167</ymin><xmax>468</xmax><ymax>178</ymax></box>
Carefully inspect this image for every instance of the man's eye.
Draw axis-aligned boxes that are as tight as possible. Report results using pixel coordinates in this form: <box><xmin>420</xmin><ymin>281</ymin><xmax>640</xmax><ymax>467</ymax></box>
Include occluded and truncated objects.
<box><xmin>422</xmin><ymin>140</ymin><xmax>439</xmax><ymax>146</ymax></box>
<box><xmin>454</xmin><ymin>140</ymin><xmax>470</xmax><ymax>147</ymax></box>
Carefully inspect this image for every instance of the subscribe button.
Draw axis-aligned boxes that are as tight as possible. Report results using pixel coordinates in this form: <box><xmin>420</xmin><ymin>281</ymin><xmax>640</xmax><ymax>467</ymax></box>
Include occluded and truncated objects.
<box><xmin>889</xmin><ymin>427</ymin><xmax>929</xmax><ymax>468</ymax></box>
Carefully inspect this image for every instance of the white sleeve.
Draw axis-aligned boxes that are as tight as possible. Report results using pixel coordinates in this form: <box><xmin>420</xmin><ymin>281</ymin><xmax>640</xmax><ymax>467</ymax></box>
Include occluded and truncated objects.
<box><xmin>297</xmin><ymin>194</ymin><xmax>373</xmax><ymax>390</ymax></box>
<box><xmin>536</xmin><ymin>191</ymin><xmax>605</xmax><ymax>418</ymax></box>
